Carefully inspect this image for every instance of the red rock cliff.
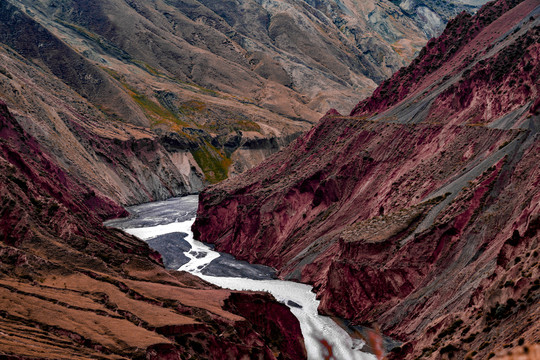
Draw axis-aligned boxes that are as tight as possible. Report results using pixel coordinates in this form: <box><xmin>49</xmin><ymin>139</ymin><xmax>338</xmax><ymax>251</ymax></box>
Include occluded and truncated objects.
<box><xmin>193</xmin><ymin>0</ymin><xmax>540</xmax><ymax>358</ymax></box>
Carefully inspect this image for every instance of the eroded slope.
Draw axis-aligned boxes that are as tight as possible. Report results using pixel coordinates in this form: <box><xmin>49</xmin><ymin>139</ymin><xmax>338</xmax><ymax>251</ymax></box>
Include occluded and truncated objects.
<box><xmin>0</xmin><ymin>101</ymin><xmax>305</xmax><ymax>359</ymax></box>
<box><xmin>0</xmin><ymin>0</ymin><xmax>488</xmax><ymax>196</ymax></box>
<box><xmin>194</xmin><ymin>0</ymin><xmax>540</xmax><ymax>358</ymax></box>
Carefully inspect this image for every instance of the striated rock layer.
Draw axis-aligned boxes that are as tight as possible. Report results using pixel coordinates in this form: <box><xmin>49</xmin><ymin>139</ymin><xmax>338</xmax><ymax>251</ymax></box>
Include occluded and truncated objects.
<box><xmin>0</xmin><ymin>100</ymin><xmax>305</xmax><ymax>359</ymax></box>
<box><xmin>194</xmin><ymin>0</ymin><xmax>540</xmax><ymax>358</ymax></box>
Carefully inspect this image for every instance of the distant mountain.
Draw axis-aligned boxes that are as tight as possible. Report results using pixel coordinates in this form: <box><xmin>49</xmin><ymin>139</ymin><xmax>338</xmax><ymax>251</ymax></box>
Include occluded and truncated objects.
<box><xmin>0</xmin><ymin>0</ymin><xmax>484</xmax><ymax>203</ymax></box>
<box><xmin>8</xmin><ymin>0</ymin><xmax>483</xmax><ymax>115</ymax></box>
<box><xmin>194</xmin><ymin>0</ymin><xmax>540</xmax><ymax>358</ymax></box>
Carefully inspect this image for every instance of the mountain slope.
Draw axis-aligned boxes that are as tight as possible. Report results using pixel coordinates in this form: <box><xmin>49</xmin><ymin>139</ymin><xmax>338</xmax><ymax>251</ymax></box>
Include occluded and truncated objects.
<box><xmin>0</xmin><ymin>0</ymin><xmax>486</xmax><ymax>200</ymax></box>
<box><xmin>193</xmin><ymin>0</ymin><xmax>540</xmax><ymax>358</ymax></box>
<box><xmin>10</xmin><ymin>0</ymin><xmax>482</xmax><ymax>115</ymax></box>
<box><xmin>0</xmin><ymin>100</ymin><xmax>305</xmax><ymax>359</ymax></box>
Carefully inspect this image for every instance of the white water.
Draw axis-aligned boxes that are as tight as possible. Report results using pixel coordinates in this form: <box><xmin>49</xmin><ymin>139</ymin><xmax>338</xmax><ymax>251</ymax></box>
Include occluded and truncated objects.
<box><xmin>115</xmin><ymin>196</ymin><xmax>375</xmax><ymax>360</ymax></box>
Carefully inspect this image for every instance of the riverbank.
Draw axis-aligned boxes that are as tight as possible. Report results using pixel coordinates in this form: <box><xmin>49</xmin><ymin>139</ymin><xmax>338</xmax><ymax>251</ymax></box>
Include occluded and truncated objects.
<box><xmin>106</xmin><ymin>195</ymin><xmax>376</xmax><ymax>360</ymax></box>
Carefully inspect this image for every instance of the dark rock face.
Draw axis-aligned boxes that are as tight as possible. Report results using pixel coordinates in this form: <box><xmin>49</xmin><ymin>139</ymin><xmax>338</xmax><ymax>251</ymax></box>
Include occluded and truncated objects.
<box><xmin>0</xmin><ymin>101</ymin><xmax>305</xmax><ymax>359</ymax></box>
<box><xmin>194</xmin><ymin>0</ymin><xmax>540</xmax><ymax>358</ymax></box>
<box><xmin>224</xmin><ymin>292</ymin><xmax>307</xmax><ymax>360</ymax></box>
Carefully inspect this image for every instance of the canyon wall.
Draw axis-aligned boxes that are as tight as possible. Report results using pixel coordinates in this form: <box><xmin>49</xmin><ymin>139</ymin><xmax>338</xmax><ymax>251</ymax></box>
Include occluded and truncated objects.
<box><xmin>194</xmin><ymin>0</ymin><xmax>540</xmax><ymax>358</ymax></box>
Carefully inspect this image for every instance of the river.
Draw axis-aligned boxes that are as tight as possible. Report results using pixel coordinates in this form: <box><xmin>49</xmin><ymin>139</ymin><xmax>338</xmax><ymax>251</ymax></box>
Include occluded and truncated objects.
<box><xmin>105</xmin><ymin>195</ymin><xmax>376</xmax><ymax>360</ymax></box>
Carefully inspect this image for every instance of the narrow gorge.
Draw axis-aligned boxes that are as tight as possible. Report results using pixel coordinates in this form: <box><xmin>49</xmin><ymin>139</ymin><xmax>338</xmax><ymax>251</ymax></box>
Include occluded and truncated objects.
<box><xmin>106</xmin><ymin>196</ymin><xmax>386</xmax><ymax>359</ymax></box>
<box><xmin>1</xmin><ymin>0</ymin><xmax>538</xmax><ymax>359</ymax></box>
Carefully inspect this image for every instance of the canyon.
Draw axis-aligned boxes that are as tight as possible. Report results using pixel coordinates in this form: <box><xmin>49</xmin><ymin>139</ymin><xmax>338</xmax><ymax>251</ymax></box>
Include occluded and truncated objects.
<box><xmin>105</xmin><ymin>196</ymin><xmax>380</xmax><ymax>360</ymax></box>
<box><xmin>0</xmin><ymin>99</ymin><xmax>307</xmax><ymax>359</ymax></box>
<box><xmin>1</xmin><ymin>0</ymin><xmax>537</xmax><ymax>359</ymax></box>
<box><xmin>2</xmin><ymin>0</ymin><xmax>487</xmax><ymax>358</ymax></box>
<box><xmin>193</xmin><ymin>0</ymin><xmax>540</xmax><ymax>358</ymax></box>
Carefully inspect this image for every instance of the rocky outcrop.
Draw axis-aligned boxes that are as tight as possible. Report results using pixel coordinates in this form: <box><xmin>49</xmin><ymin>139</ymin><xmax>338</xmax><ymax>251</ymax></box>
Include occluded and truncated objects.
<box><xmin>224</xmin><ymin>292</ymin><xmax>306</xmax><ymax>359</ymax></box>
<box><xmin>0</xmin><ymin>100</ymin><xmax>305</xmax><ymax>359</ymax></box>
<box><xmin>194</xmin><ymin>0</ymin><xmax>540</xmax><ymax>358</ymax></box>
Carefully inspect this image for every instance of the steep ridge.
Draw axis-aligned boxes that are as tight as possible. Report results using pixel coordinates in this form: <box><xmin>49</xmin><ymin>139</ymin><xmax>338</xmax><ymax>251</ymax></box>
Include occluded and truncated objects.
<box><xmin>194</xmin><ymin>0</ymin><xmax>540</xmax><ymax>358</ymax></box>
<box><xmin>350</xmin><ymin>0</ymin><xmax>537</xmax><ymax>117</ymax></box>
<box><xmin>0</xmin><ymin>100</ymin><xmax>305</xmax><ymax>359</ymax></box>
<box><xmin>0</xmin><ymin>0</ymin><xmax>486</xmax><ymax>197</ymax></box>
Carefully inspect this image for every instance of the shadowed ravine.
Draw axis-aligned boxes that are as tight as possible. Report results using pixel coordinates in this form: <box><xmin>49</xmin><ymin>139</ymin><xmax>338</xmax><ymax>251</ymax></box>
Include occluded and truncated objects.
<box><xmin>105</xmin><ymin>195</ymin><xmax>379</xmax><ymax>360</ymax></box>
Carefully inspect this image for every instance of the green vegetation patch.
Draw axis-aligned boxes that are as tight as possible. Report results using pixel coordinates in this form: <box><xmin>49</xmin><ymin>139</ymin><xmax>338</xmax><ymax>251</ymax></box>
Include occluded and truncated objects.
<box><xmin>55</xmin><ymin>19</ymin><xmax>132</xmax><ymax>61</ymax></box>
<box><xmin>177</xmin><ymin>100</ymin><xmax>207</xmax><ymax>115</ymax></box>
<box><xmin>190</xmin><ymin>83</ymin><xmax>220</xmax><ymax>97</ymax></box>
<box><xmin>100</xmin><ymin>67</ymin><xmax>190</xmax><ymax>129</ymax></box>
<box><xmin>192</xmin><ymin>142</ymin><xmax>231</xmax><ymax>183</ymax></box>
<box><xmin>131</xmin><ymin>60</ymin><xmax>162</xmax><ymax>77</ymax></box>
<box><xmin>132</xmin><ymin>92</ymin><xmax>188</xmax><ymax>126</ymax></box>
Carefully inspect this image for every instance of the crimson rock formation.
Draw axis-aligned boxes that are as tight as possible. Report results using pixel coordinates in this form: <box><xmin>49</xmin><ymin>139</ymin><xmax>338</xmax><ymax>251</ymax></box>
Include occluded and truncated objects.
<box><xmin>0</xmin><ymin>0</ymin><xmax>490</xmax><ymax>358</ymax></box>
<box><xmin>194</xmin><ymin>0</ymin><xmax>540</xmax><ymax>358</ymax></box>
<box><xmin>0</xmin><ymin>99</ymin><xmax>306</xmax><ymax>358</ymax></box>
